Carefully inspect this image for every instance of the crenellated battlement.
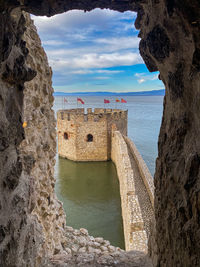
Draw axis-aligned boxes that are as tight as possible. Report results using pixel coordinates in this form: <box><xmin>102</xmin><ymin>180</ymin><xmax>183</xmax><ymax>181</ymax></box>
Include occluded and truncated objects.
<box><xmin>57</xmin><ymin>108</ymin><xmax>127</xmax><ymax>123</ymax></box>
<box><xmin>57</xmin><ymin>108</ymin><xmax>128</xmax><ymax>161</ymax></box>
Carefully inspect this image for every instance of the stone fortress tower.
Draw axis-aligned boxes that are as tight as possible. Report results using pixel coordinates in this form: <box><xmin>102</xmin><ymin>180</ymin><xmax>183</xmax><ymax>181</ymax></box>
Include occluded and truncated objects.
<box><xmin>57</xmin><ymin>108</ymin><xmax>127</xmax><ymax>161</ymax></box>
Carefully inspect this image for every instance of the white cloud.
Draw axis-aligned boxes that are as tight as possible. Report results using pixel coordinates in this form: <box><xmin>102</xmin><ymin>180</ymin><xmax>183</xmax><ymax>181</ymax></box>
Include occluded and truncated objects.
<box><xmin>32</xmin><ymin>9</ymin><xmax>136</xmax><ymax>35</ymax></box>
<box><xmin>70</xmin><ymin>70</ymin><xmax>93</xmax><ymax>74</ymax></box>
<box><xmin>135</xmin><ymin>73</ymin><xmax>159</xmax><ymax>83</ymax></box>
<box><xmin>135</xmin><ymin>72</ymin><xmax>145</xmax><ymax>77</ymax></box>
<box><xmin>70</xmin><ymin>69</ymin><xmax>124</xmax><ymax>74</ymax></box>
<box><xmin>95</xmin><ymin>76</ymin><xmax>110</xmax><ymax>80</ymax></box>
<box><xmin>138</xmin><ymin>78</ymin><xmax>145</xmax><ymax>84</ymax></box>
<box><xmin>151</xmin><ymin>74</ymin><xmax>158</xmax><ymax>80</ymax></box>
<box><xmin>49</xmin><ymin>52</ymin><xmax>142</xmax><ymax>71</ymax></box>
<box><xmin>97</xmin><ymin>70</ymin><xmax>123</xmax><ymax>74</ymax></box>
<box><xmin>44</xmin><ymin>34</ymin><xmax>142</xmax><ymax>72</ymax></box>
<box><xmin>31</xmin><ymin>9</ymin><xmax>142</xmax><ymax>76</ymax></box>
<box><xmin>44</xmin><ymin>35</ymin><xmax>139</xmax><ymax>55</ymax></box>
<box><xmin>42</xmin><ymin>40</ymin><xmax>66</xmax><ymax>46</ymax></box>
<box><xmin>95</xmin><ymin>36</ymin><xmax>139</xmax><ymax>50</ymax></box>
<box><xmin>30</xmin><ymin>9</ymin><xmax>155</xmax><ymax>92</ymax></box>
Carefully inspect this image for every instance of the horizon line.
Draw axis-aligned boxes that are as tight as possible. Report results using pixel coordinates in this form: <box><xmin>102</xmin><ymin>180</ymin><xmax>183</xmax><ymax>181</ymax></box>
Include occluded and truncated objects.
<box><xmin>53</xmin><ymin>89</ymin><xmax>165</xmax><ymax>94</ymax></box>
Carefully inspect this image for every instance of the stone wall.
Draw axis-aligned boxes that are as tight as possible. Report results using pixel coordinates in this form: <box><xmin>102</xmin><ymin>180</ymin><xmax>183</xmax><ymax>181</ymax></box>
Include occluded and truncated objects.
<box><xmin>0</xmin><ymin>9</ymin><xmax>43</xmax><ymax>266</ymax></box>
<box><xmin>123</xmin><ymin>136</ymin><xmax>157</xmax><ymax>266</ymax></box>
<box><xmin>106</xmin><ymin>109</ymin><xmax>128</xmax><ymax>159</ymax></box>
<box><xmin>136</xmin><ymin>1</ymin><xmax>200</xmax><ymax>265</ymax></box>
<box><xmin>22</xmin><ymin>13</ymin><xmax>67</xmax><ymax>263</ymax></box>
<box><xmin>57</xmin><ymin>108</ymin><xmax>127</xmax><ymax>161</ymax></box>
<box><xmin>0</xmin><ymin>12</ymin><xmax>67</xmax><ymax>266</ymax></box>
<box><xmin>57</xmin><ymin>111</ymin><xmax>78</xmax><ymax>161</ymax></box>
<box><xmin>124</xmin><ymin>137</ymin><xmax>154</xmax><ymax>207</ymax></box>
<box><xmin>111</xmin><ymin>130</ymin><xmax>151</xmax><ymax>252</ymax></box>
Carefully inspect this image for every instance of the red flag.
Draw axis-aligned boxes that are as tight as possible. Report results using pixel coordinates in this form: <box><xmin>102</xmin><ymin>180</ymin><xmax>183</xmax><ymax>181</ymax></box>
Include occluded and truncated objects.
<box><xmin>115</xmin><ymin>98</ymin><xmax>120</xmax><ymax>103</ymax></box>
<box><xmin>104</xmin><ymin>99</ymin><xmax>110</xmax><ymax>104</ymax></box>
<box><xmin>64</xmin><ymin>97</ymin><xmax>67</xmax><ymax>103</ymax></box>
<box><xmin>121</xmin><ymin>98</ymin><xmax>127</xmax><ymax>103</ymax></box>
<box><xmin>77</xmin><ymin>98</ymin><xmax>84</xmax><ymax>104</ymax></box>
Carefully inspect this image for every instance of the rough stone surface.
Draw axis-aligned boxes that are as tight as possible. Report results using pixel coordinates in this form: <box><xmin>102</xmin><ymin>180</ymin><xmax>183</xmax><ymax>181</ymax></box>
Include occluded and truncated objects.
<box><xmin>137</xmin><ymin>1</ymin><xmax>200</xmax><ymax>266</ymax></box>
<box><xmin>1</xmin><ymin>0</ymin><xmax>200</xmax><ymax>266</ymax></box>
<box><xmin>22</xmin><ymin>13</ymin><xmax>67</xmax><ymax>262</ymax></box>
<box><xmin>47</xmin><ymin>226</ymin><xmax>152</xmax><ymax>266</ymax></box>
<box><xmin>124</xmin><ymin>136</ymin><xmax>154</xmax><ymax>207</ymax></box>
<box><xmin>57</xmin><ymin>108</ymin><xmax>127</xmax><ymax>161</ymax></box>
<box><xmin>0</xmin><ymin>10</ymin><xmax>44</xmax><ymax>267</ymax></box>
<box><xmin>111</xmin><ymin>131</ymin><xmax>154</xmax><ymax>253</ymax></box>
<box><xmin>0</xmin><ymin>12</ymin><xmax>67</xmax><ymax>266</ymax></box>
<box><xmin>49</xmin><ymin>248</ymin><xmax>152</xmax><ymax>267</ymax></box>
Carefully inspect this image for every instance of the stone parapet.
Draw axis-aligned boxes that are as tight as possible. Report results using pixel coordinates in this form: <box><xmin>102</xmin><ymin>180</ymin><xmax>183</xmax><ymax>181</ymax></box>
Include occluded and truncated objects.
<box><xmin>124</xmin><ymin>137</ymin><xmax>154</xmax><ymax>207</ymax></box>
<box><xmin>57</xmin><ymin>108</ymin><xmax>127</xmax><ymax>123</ymax></box>
<box><xmin>111</xmin><ymin>131</ymin><xmax>148</xmax><ymax>252</ymax></box>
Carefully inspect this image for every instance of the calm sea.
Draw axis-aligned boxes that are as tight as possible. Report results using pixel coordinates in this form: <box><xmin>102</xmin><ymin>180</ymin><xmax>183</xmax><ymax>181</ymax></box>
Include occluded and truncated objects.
<box><xmin>53</xmin><ymin>95</ymin><xmax>163</xmax><ymax>248</ymax></box>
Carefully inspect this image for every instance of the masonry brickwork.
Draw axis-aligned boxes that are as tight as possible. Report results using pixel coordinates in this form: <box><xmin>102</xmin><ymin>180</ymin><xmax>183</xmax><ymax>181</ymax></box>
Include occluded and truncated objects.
<box><xmin>111</xmin><ymin>131</ymin><xmax>154</xmax><ymax>255</ymax></box>
<box><xmin>57</xmin><ymin>108</ymin><xmax>127</xmax><ymax>161</ymax></box>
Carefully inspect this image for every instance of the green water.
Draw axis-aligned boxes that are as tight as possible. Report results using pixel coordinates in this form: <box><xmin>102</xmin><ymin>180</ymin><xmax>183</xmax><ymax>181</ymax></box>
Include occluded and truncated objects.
<box><xmin>55</xmin><ymin>157</ymin><xmax>125</xmax><ymax>249</ymax></box>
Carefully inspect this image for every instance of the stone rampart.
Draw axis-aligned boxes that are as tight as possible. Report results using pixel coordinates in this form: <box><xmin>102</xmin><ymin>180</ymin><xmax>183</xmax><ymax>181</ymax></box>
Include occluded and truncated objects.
<box><xmin>57</xmin><ymin>108</ymin><xmax>127</xmax><ymax>124</ymax></box>
<box><xmin>124</xmin><ymin>137</ymin><xmax>154</xmax><ymax>207</ymax></box>
<box><xmin>111</xmin><ymin>131</ymin><xmax>149</xmax><ymax>252</ymax></box>
<box><xmin>123</xmin><ymin>137</ymin><xmax>157</xmax><ymax>265</ymax></box>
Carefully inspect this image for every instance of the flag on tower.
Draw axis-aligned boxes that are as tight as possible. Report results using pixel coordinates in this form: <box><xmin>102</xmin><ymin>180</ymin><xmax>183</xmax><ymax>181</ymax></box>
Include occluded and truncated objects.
<box><xmin>104</xmin><ymin>99</ymin><xmax>110</xmax><ymax>104</ymax></box>
<box><xmin>121</xmin><ymin>98</ymin><xmax>127</xmax><ymax>103</ymax></box>
<box><xmin>77</xmin><ymin>98</ymin><xmax>85</xmax><ymax>104</ymax></box>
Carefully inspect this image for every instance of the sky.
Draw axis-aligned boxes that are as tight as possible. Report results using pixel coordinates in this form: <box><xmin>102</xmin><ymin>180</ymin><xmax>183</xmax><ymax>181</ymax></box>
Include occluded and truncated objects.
<box><xmin>32</xmin><ymin>9</ymin><xmax>164</xmax><ymax>93</ymax></box>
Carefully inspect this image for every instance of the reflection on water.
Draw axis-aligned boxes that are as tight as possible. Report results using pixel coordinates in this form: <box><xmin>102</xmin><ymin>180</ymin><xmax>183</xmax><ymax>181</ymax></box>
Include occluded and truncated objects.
<box><xmin>55</xmin><ymin>157</ymin><xmax>125</xmax><ymax>249</ymax></box>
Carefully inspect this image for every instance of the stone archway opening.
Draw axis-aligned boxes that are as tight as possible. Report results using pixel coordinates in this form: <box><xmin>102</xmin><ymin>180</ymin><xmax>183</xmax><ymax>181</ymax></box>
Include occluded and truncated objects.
<box><xmin>1</xmin><ymin>1</ymin><xmax>200</xmax><ymax>267</ymax></box>
<box><xmin>49</xmin><ymin>9</ymin><xmax>140</xmax><ymax>251</ymax></box>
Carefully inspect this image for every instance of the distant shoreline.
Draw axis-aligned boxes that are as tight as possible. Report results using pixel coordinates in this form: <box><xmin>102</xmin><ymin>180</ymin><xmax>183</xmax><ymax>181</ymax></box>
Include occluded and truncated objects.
<box><xmin>53</xmin><ymin>89</ymin><xmax>165</xmax><ymax>97</ymax></box>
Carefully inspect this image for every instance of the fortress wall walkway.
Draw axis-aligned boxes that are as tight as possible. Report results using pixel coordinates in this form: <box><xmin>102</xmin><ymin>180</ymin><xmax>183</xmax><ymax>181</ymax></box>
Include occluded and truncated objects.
<box><xmin>111</xmin><ymin>131</ymin><xmax>154</xmax><ymax>253</ymax></box>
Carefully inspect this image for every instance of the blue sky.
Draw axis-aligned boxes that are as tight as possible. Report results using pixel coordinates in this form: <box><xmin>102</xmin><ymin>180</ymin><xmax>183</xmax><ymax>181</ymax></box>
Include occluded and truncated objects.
<box><xmin>32</xmin><ymin>9</ymin><xmax>163</xmax><ymax>93</ymax></box>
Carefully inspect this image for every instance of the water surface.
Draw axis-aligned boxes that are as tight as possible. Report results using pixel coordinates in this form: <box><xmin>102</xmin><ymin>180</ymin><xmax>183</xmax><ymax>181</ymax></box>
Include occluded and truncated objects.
<box><xmin>55</xmin><ymin>157</ymin><xmax>125</xmax><ymax>248</ymax></box>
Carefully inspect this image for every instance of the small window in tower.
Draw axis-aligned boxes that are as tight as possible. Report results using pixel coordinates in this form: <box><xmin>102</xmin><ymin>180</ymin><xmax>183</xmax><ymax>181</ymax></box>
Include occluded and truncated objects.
<box><xmin>64</xmin><ymin>132</ymin><xmax>68</xmax><ymax>140</ymax></box>
<box><xmin>87</xmin><ymin>134</ymin><xmax>93</xmax><ymax>142</ymax></box>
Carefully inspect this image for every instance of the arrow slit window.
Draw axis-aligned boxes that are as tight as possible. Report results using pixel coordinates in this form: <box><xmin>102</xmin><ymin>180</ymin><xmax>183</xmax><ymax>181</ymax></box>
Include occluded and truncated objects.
<box><xmin>87</xmin><ymin>134</ymin><xmax>93</xmax><ymax>142</ymax></box>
